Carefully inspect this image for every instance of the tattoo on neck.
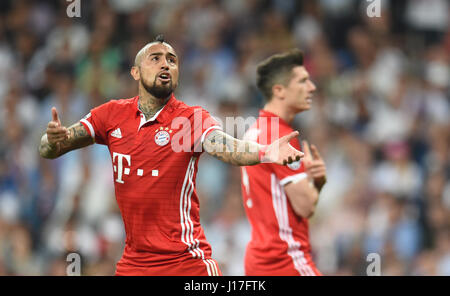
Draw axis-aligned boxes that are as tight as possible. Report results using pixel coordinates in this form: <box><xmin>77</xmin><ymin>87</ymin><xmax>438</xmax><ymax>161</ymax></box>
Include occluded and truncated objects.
<box><xmin>138</xmin><ymin>99</ymin><xmax>166</xmax><ymax>120</ymax></box>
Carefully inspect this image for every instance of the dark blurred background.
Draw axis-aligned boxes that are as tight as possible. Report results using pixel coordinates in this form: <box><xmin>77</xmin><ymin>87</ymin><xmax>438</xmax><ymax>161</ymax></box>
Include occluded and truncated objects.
<box><xmin>0</xmin><ymin>0</ymin><xmax>448</xmax><ymax>275</ymax></box>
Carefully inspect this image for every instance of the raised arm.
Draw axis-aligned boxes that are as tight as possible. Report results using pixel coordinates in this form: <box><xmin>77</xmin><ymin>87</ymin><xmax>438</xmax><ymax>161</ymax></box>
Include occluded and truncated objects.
<box><xmin>283</xmin><ymin>141</ymin><xmax>327</xmax><ymax>218</ymax></box>
<box><xmin>39</xmin><ymin>107</ymin><xmax>94</xmax><ymax>159</ymax></box>
<box><xmin>284</xmin><ymin>177</ymin><xmax>319</xmax><ymax>219</ymax></box>
<box><xmin>202</xmin><ymin>129</ymin><xmax>304</xmax><ymax>166</ymax></box>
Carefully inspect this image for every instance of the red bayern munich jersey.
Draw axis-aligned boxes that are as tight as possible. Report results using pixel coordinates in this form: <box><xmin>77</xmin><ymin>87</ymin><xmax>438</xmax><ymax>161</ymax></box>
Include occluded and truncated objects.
<box><xmin>241</xmin><ymin>110</ymin><xmax>321</xmax><ymax>276</ymax></box>
<box><xmin>80</xmin><ymin>94</ymin><xmax>222</xmax><ymax>276</ymax></box>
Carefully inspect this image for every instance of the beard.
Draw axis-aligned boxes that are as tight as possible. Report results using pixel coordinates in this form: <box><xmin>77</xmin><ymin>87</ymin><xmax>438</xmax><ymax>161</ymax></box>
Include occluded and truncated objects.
<box><xmin>141</xmin><ymin>77</ymin><xmax>175</xmax><ymax>99</ymax></box>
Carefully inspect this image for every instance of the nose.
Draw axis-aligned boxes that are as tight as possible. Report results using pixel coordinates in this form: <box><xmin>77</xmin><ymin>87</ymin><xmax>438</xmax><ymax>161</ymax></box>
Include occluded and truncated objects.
<box><xmin>309</xmin><ymin>80</ymin><xmax>317</xmax><ymax>92</ymax></box>
<box><xmin>160</xmin><ymin>58</ymin><xmax>169</xmax><ymax>70</ymax></box>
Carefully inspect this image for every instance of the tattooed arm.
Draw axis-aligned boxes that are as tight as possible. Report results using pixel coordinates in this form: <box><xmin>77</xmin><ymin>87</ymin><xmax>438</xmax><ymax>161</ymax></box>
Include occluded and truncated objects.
<box><xmin>39</xmin><ymin>107</ymin><xmax>94</xmax><ymax>159</ymax></box>
<box><xmin>203</xmin><ymin>129</ymin><xmax>261</xmax><ymax>165</ymax></box>
<box><xmin>202</xmin><ymin>129</ymin><xmax>304</xmax><ymax>166</ymax></box>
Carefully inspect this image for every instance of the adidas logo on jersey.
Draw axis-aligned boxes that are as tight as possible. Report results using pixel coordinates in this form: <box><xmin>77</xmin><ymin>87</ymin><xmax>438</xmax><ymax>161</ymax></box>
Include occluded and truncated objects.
<box><xmin>111</xmin><ymin>128</ymin><xmax>122</xmax><ymax>139</ymax></box>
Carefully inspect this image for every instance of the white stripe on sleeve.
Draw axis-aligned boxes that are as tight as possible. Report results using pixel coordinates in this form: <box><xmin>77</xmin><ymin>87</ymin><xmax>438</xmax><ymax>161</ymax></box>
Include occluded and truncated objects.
<box><xmin>200</xmin><ymin>126</ymin><xmax>222</xmax><ymax>143</ymax></box>
<box><xmin>80</xmin><ymin>118</ymin><xmax>95</xmax><ymax>139</ymax></box>
<box><xmin>271</xmin><ymin>173</ymin><xmax>317</xmax><ymax>276</ymax></box>
<box><xmin>280</xmin><ymin>172</ymin><xmax>308</xmax><ymax>186</ymax></box>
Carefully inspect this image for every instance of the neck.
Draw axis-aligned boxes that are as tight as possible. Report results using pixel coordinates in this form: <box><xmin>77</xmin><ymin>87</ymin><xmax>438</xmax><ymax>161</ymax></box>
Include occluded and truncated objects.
<box><xmin>263</xmin><ymin>100</ymin><xmax>297</xmax><ymax>124</ymax></box>
<box><xmin>138</xmin><ymin>86</ymin><xmax>171</xmax><ymax>120</ymax></box>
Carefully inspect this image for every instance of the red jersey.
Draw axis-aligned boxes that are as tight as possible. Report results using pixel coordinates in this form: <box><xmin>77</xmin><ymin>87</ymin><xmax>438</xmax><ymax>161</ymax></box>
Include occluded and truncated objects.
<box><xmin>80</xmin><ymin>94</ymin><xmax>222</xmax><ymax>276</ymax></box>
<box><xmin>240</xmin><ymin>110</ymin><xmax>321</xmax><ymax>276</ymax></box>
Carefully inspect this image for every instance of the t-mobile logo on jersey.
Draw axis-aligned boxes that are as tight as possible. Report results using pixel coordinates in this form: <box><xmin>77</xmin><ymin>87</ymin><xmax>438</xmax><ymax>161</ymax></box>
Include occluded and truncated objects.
<box><xmin>112</xmin><ymin>152</ymin><xmax>155</xmax><ymax>183</ymax></box>
<box><xmin>113</xmin><ymin>152</ymin><xmax>131</xmax><ymax>184</ymax></box>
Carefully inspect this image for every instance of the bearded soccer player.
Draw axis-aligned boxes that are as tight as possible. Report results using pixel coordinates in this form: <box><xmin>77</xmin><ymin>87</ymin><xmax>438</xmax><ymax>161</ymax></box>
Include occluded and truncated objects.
<box><xmin>240</xmin><ymin>49</ymin><xmax>327</xmax><ymax>276</ymax></box>
<box><xmin>38</xmin><ymin>35</ymin><xmax>304</xmax><ymax>276</ymax></box>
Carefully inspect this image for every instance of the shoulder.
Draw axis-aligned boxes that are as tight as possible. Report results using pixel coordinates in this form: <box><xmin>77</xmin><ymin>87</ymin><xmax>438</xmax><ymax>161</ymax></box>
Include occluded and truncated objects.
<box><xmin>279</xmin><ymin>123</ymin><xmax>295</xmax><ymax>137</ymax></box>
<box><xmin>172</xmin><ymin>99</ymin><xmax>211</xmax><ymax>118</ymax></box>
<box><xmin>92</xmin><ymin>96</ymin><xmax>137</xmax><ymax>113</ymax></box>
<box><xmin>106</xmin><ymin>96</ymin><xmax>138</xmax><ymax>109</ymax></box>
<box><xmin>256</xmin><ymin>117</ymin><xmax>298</xmax><ymax>145</ymax></box>
<box><xmin>89</xmin><ymin>96</ymin><xmax>137</xmax><ymax>124</ymax></box>
<box><xmin>265</xmin><ymin>117</ymin><xmax>294</xmax><ymax>137</ymax></box>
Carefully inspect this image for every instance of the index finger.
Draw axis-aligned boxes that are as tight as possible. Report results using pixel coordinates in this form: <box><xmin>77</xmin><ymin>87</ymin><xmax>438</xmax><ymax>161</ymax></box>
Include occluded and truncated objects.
<box><xmin>311</xmin><ymin>144</ymin><xmax>322</xmax><ymax>160</ymax></box>
<box><xmin>302</xmin><ymin>140</ymin><xmax>311</xmax><ymax>157</ymax></box>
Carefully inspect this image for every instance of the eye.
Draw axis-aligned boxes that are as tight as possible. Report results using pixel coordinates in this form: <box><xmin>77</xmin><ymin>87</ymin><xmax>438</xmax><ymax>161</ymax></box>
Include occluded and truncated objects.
<box><xmin>151</xmin><ymin>56</ymin><xmax>159</xmax><ymax>61</ymax></box>
<box><xmin>168</xmin><ymin>57</ymin><xmax>176</xmax><ymax>64</ymax></box>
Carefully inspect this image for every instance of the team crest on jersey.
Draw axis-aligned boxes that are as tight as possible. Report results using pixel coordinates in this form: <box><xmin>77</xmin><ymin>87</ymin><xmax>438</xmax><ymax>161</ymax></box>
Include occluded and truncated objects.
<box><xmin>287</xmin><ymin>160</ymin><xmax>301</xmax><ymax>170</ymax></box>
<box><xmin>155</xmin><ymin>127</ymin><xmax>172</xmax><ymax>146</ymax></box>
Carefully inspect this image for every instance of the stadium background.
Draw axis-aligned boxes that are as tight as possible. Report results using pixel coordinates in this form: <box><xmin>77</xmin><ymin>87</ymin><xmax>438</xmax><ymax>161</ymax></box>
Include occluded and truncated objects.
<box><xmin>0</xmin><ymin>0</ymin><xmax>448</xmax><ymax>275</ymax></box>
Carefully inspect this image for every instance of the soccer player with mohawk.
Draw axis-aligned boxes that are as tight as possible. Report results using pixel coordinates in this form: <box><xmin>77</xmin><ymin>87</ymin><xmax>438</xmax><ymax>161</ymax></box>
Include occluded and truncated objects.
<box><xmin>39</xmin><ymin>35</ymin><xmax>304</xmax><ymax>276</ymax></box>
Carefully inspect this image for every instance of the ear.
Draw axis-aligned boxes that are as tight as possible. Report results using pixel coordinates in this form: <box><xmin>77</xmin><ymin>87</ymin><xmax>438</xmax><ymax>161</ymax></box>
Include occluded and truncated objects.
<box><xmin>130</xmin><ymin>66</ymin><xmax>140</xmax><ymax>81</ymax></box>
<box><xmin>272</xmin><ymin>84</ymin><xmax>285</xmax><ymax>100</ymax></box>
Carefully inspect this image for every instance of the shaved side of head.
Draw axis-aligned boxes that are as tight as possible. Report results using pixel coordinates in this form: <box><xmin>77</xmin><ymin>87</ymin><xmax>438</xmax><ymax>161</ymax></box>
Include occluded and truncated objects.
<box><xmin>134</xmin><ymin>34</ymin><xmax>175</xmax><ymax>66</ymax></box>
<box><xmin>134</xmin><ymin>42</ymin><xmax>157</xmax><ymax>66</ymax></box>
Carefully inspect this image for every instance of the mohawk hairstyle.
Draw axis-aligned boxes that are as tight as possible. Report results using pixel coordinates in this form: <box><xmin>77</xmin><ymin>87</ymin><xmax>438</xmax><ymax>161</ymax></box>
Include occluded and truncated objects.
<box><xmin>134</xmin><ymin>34</ymin><xmax>168</xmax><ymax>66</ymax></box>
<box><xmin>154</xmin><ymin>34</ymin><xmax>165</xmax><ymax>43</ymax></box>
<box><xmin>256</xmin><ymin>49</ymin><xmax>304</xmax><ymax>101</ymax></box>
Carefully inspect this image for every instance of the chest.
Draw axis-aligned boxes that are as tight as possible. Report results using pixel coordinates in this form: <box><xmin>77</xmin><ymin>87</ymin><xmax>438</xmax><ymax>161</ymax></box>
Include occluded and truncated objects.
<box><xmin>105</xmin><ymin>118</ymin><xmax>194</xmax><ymax>184</ymax></box>
<box><xmin>108</xmin><ymin>122</ymin><xmax>176</xmax><ymax>155</ymax></box>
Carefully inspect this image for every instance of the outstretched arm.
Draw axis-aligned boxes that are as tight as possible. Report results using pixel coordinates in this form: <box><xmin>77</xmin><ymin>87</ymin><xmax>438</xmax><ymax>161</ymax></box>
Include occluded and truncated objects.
<box><xmin>39</xmin><ymin>107</ymin><xmax>94</xmax><ymax>159</ymax></box>
<box><xmin>202</xmin><ymin>129</ymin><xmax>304</xmax><ymax>166</ymax></box>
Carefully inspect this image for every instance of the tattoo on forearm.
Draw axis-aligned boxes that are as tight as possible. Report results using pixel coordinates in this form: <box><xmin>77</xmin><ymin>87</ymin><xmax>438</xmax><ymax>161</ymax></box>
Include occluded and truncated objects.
<box><xmin>39</xmin><ymin>135</ymin><xmax>59</xmax><ymax>159</ymax></box>
<box><xmin>39</xmin><ymin>123</ymin><xmax>94</xmax><ymax>159</ymax></box>
<box><xmin>203</xmin><ymin>130</ymin><xmax>260</xmax><ymax>166</ymax></box>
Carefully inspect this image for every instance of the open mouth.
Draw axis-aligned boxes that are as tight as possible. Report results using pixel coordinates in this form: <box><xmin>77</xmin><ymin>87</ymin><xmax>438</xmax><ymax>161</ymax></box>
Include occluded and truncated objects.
<box><xmin>158</xmin><ymin>72</ymin><xmax>171</xmax><ymax>83</ymax></box>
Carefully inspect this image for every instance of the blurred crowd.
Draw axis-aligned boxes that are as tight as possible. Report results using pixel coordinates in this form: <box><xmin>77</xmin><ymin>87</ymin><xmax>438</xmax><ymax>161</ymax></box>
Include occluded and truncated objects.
<box><xmin>0</xmin><ymin>0</ymin><xmax>448</xmax><ymax>275</ymax></box>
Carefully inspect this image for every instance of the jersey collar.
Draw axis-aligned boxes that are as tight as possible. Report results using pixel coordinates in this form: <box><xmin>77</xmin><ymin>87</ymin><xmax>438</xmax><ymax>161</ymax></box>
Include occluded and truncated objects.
<box><xmin>136</xmin><ymin>93</ymin><xmax>176</xmax><ymax>130</ymax></box>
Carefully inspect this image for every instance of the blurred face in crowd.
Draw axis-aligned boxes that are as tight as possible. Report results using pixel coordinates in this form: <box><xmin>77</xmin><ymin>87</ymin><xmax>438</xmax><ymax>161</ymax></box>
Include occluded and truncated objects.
<box><xmin>131</xmin><ymin>42</ymin><xmax>179</xmax><ymax>99</ymax></box>
<box><xmin>277</xmin><ymin>66</ymin><xmax>316</xmax><ymax>112</ymax></box>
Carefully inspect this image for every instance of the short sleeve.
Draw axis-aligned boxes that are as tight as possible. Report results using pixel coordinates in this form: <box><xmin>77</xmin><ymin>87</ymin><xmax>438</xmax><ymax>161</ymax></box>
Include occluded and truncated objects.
<box><xmin>80</xmin><ymin>101</ymin><xmax>111</xmax><ymax>145</ymax></box>
<box><xmin>269</xmin><ymin>137</ymin><xmax>307</xmax><ymax>186</ymax></box>
<box><xmin>191</xmin><ymin>107</ymin><xmax>222</xmax><ymax>154</ymax></box>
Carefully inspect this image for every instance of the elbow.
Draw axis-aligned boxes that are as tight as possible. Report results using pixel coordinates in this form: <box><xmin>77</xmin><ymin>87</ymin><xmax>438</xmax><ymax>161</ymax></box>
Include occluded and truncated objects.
<box><xmin>38</xmin><ymin>146</ymin><xmax>58</xmax><ymax>159</ymax></box>
<box><xmin>38</xmin><ymin>147</ymin><xmax>47</xmax><ymax>159</ymax></box>
<box><xmin>292</xmin><ymin>203</ymin><xmax>316</xmax><ymax>219</ymax></box>
<box><xmin>40</xmin><ymin>153</ymin><xmax>56</xmax><ymax>160</ymax></box>
<box><xmin>305</xmin><ymin>208</ymin><xmax>316</xmax><ymax>219</ymax></box>
<box><xmin>39</xmin><ymin>151</ymin><xmax>52</xmax><ymax>159</ymax></box>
